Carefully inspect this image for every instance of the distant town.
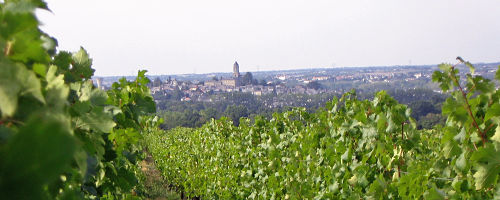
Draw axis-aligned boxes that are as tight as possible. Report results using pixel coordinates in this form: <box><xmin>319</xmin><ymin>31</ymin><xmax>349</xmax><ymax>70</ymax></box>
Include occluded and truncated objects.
<box><xmin>94</xmin><ymin>61</ymin><xmax>500</xmax><ymax>103</ymax></box>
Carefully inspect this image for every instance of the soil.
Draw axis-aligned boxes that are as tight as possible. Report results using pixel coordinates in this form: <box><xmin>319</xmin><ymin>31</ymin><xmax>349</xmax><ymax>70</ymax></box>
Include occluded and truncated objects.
<box><xmin>140</xmin><ymin>153</ymin><xmax>181</xmax><ymax>200</ymax></box>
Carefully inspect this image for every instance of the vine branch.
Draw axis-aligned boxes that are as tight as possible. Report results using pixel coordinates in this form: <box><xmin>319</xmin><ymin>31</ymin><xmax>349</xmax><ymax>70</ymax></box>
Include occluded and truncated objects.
<box><xmin>449</xmin><ymin>63</ymin><xmax>487</xmax><ymax>147</ymax></box>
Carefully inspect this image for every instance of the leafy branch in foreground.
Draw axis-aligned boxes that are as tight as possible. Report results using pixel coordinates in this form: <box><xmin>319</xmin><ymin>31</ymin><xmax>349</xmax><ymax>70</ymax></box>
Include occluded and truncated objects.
<box><xmin>0</xmin><ymin>1</ymin><xmax>160</xmax><ymax>199</ymax></box>
<box><xmin>432</xmin><ymin>58</ymin><xmax>500</xmax><ymax>193</ymax></box>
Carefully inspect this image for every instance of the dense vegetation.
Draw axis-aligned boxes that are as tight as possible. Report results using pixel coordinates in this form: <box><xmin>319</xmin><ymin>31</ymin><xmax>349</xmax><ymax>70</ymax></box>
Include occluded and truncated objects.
<box><xmin>147</xmin><ymin>62</ymin><xmax>500</xmax><ymax>199</ymax></box>
<box><xmin>0</xmin><ymin>1</ymin><xmax>162</xmax><ymax>199</ymax></box>
<box><xmin>155</xmin><ymin>89</ymin><xmax>446</xmax><ymax>130</ymax></box>
<box><xmin>2</xmin><ymin>0</ymin><xmax>500</xmax><ymax>199</ymax></box>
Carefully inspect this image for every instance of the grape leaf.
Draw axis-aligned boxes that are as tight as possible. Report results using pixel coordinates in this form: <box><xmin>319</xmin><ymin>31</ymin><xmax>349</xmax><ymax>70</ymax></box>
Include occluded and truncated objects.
<box><xmin>0</xmin><ymin>118</ymin><xmax>76</xmax><ymax>199</ymax></box>
<box><xmin>71</xmin><ymin>47</ymin><xmax>94</xmax><ymax>80</ymax></box>
<box><xmin>32</xmin><ymin>63</ymin><xmax>46</xmax><ymax>77</ymax></box>
<box><xmin>492</xmin><ymin>126</ymin><xmax>500</xmax><ymax>144</ymax></box>
<box><xmin>494</xmin><ymin>184</ymin><xmax>500</xmax><ymax>200</ymax></box>
<box><xmin>8</xmin><ymin>28</ymin><xmax>50</xmax><ymax>63</ymax></box>
<box><xmin>0</xmin><ymin>60</ymin><xmax>44</xmax><ymax>117</ymax></box>
<box><xmin>45</xmin><ymin>65</ymin><xmax>69</xmax><ymax>111</ymax></box>
<box><xmin>52</xmin><ymin>51</ymin><xmax>72</xmax><ymax>71</ymax></box>
<box><xmin>471</xmin><ymin>144</ymin><xmax>500</xmax><ymax>190</ymax></box>
<box><xmin>424</xmin><ymin>185</ymin><xmax>445</xmax><ymax>200</ymax></box>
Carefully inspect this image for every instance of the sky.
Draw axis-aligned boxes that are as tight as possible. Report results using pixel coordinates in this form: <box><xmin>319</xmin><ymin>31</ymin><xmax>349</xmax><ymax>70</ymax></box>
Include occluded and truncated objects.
<box><xmin>37</xmin><ymin>0</ymin><xmax>500</xmax><ymax>76</ymax></box>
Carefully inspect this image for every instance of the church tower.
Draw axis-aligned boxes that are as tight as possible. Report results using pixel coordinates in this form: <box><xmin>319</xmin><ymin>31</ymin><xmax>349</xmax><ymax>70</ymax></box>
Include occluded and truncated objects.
<box><xmin>233</xmin><ymin>61</ymin><xmax>240</xmax><ymax>78</ymax></box>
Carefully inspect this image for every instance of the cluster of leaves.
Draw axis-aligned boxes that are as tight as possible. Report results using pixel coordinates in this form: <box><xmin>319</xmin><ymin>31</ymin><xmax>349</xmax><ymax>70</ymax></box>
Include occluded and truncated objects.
<box><xmin>0</xmin><ymin>0</ymin><xmax>160</xmax><ymax>199</ymax></box>
<box><xmin>425</xmin><ymin>59</ymin><xmax>500</xmax><ymax>198</ymax></box>
<box><xmin>148</xmin><ymin>60</ymin><xmax>500</xmax><ymax>199</ymax></box>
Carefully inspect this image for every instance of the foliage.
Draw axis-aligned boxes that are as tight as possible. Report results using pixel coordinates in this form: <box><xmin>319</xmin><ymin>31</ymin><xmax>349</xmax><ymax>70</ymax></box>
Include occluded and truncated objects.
<box><xmin>3</xmin><ymin>0</ymin><xmax>500</xmax><ymax>199</ymax></box>
<box><xmin>148</xmin><ymin>60</ymin><xmax>500</xmax><ymax>199</ymax></box>
<box><xmin>148</xmin><ymin>90</ymin><xmax>420</xmax><ymax>199</ymax></box>
<box><xmin>154</xmin><ymin>87</ymin><xmax>446</xmax><ymax>130</ymax></box>
<box><xmin>241</xmin><ymin>72</ymin><xmax>257</xmax><ymax>85</ymax></box>
<box><xmin>0</xmin><ymin>1</ymin><xmax>160</xmax><ymax>199</ymax></box>
<box><xmin>306</xmin><ymin>81</ymin><xmax>322</xmax><ymax>90</ymax></box>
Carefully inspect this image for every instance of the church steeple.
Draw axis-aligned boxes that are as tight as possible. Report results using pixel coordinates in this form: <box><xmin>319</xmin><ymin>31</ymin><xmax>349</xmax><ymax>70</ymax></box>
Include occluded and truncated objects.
<box><xmin>233</xmin><ymin>61</ymin><xmax>240</xmax><ymax>78</ymax></box>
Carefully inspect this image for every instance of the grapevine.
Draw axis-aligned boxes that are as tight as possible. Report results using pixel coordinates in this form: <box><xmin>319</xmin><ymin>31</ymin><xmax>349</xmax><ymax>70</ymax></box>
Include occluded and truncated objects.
<box><xmin>0</xmin><ymin>1</ymin><xmax>161</xmax><ymax>199</ymax></box>
<box><xmin>2</xmin><ymin>0</ymin><xmax>500</xmax><ymax>199</ymax></box>
<box><xmin>147</xmin><ymin>62</ymin><xmax>500</xmax><ymax>199</ymax></box>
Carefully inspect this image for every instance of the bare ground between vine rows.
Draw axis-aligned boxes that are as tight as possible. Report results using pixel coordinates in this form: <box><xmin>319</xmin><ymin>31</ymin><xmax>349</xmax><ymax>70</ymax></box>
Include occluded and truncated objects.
<box><xmin>140</xmin><ymin>153</ymin><xmax>181</xmax><ymax>200</ymax></box>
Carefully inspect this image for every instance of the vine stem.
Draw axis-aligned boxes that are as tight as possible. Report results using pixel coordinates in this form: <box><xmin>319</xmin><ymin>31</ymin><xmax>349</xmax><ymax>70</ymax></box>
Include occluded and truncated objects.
<box><xmin>0</xmin><ymin>118</ymin><xmax>25</xmax><ymax>126</ymax></box>
<box><xmin>4</xmin><ymin>41</ymin><xmax>12</xmax><ymax>56</ymax></box>
<box><xmin>484</xmin><ymin>123</ymin><xmax>496</xmax><ymax>135</ymax></box>
<box><xmin>398</xmin><ymin>122</ymin><xmax>405</xmax><ymax>178</ymax></box>
<box><xmin>449</xmin><ymin>64</ymin><xmax>487</xmax><ymax>147</ymax></box>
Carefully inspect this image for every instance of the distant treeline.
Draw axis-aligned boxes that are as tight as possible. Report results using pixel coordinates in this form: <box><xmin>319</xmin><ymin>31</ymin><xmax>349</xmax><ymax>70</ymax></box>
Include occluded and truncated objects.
<box><xmin>155</xmin><ymin>88</ymin><xmax>447</xmax><ymax>130</ymax></box>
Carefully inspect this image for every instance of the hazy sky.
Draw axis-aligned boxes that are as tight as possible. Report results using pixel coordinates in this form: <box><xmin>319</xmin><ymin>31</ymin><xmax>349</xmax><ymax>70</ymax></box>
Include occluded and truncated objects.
<box><xmin>37</xmin><ymin>0</ymin><xmax>500</xmax><ymax>76</ymax></box>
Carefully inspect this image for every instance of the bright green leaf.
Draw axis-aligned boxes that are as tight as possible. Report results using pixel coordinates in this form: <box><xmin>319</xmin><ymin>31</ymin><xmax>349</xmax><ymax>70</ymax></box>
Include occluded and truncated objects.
<box><xmin>0</xmin><ymin>60</ymin><xmax>44</xmax><ymax>117</ymax></box>
<box><xmin>0</xmin><ymin>118</ymin><xmax>76</xmax><ymax>199</ymax></box>
<box><xmin>32</xmin><ymin>63</ymin><xmax>46</xmax><ymax>77</ymax></box>
<box><xmin>471</xmin><ymin>144</ymin><xmax>500</xmax><ymax>190</ymax></box>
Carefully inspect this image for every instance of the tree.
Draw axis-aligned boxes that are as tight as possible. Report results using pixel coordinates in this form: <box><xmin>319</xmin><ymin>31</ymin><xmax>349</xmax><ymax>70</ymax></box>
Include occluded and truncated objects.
<box><xmin>408</xmin><ymin>100</ymin><xmax>440</xmax><ymax>120</ymax></box>
<box><xmin>200</xmin><ymin>108</ymin><xmax>218</xmax><ymax>122</ymax></box>
<box><xmin>170</xmin><ymin>88</ymin><xmax>184</xmax><ymax>101</ymax></box>
<box><xmin>259</xmin><ymin>79</ymin><xmax>268</xmax><ymax>86</ymax></box>
<box><xmin>223</xmin><ymin>105</ymin><xmax>249</xmax><ymax>126</ymax></box>
<box><xmin>153</xmin><ymin>77</ymin><xmax>162</xmax><ymax>87</ymax></box>
<box><xmin>418</xmin><ymin>113</ymin><xmax>444</xmax><ymax>129</ymax></box>
<box><xmin>306</xmin><ymin>81</ymin><xmax>322</xmax><ymax>90</ymax></box>
<box><xmin>242</xmin><ymin>72</ymin><xmax>253</xmax><ymax>85</ymax></box>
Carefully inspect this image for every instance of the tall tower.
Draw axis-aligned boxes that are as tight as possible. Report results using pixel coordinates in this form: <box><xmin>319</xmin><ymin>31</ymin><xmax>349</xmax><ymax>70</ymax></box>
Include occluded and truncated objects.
<box><xmin>233</xmin><ymin>61</ymin><xmax>240</xmax><ymax>78</ymax></box>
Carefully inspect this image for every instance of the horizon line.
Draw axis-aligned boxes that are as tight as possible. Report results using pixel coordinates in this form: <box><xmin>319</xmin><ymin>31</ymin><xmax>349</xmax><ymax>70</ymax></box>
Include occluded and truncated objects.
<box><xmin>92</xmin><ymin>61</ymin><xmax>500</xmax><ymax>78</ymax></box>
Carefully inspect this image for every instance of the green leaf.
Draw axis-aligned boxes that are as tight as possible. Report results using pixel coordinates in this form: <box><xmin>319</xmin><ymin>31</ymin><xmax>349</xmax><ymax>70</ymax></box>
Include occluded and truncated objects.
<box><xmin>470</xmin><ymin>144</ymin><xmax>500</xmax><ymax>190</ymax></box>
<box><xmin>52</xmin><ymin>51</ymin><xmax>72</xmax><ymax>71</ymax></box>
<box><xmin>32</xmin><ymin>63</ymin><xmax>46</xmax><ymax>77</ymax></box>
<box><xmin>432</xmin><ymin>71</ymin><xmax>451</xmax><ymax>92</ymax></box>
<box><xmin>0</xmin><ymin>60</ymin><xmax>44</xmax><ymax>117</ymax></box>
<box><xmin>45</xmin><ymin>65</ymin><xmax>69</xmax><ymax>111</ymax></box>
<box><xmin>0</xmin><ymin>61</ymin><xmax>21</xmax><ymax>117</ymax></box>
<box><xmin>40</xmin><ymin>34</ymin><xmax>57</xmax><ymax>54</ymax></box>
<box><xmin>455</xmin><ymin>152</ymin><xmax>467</xmax><ymax>171</ymax></box>
<box><xmin>424</xmin><ymin>185</ymin><xmax>445</xmax><ymax>200</ymax></box>
<box><xmin>71</xmin><ymin>47</ymin><xmax>94</xmax><ymax>80</ymax></box>
<box><xmin>109</xmin><ymin>128</ymin><xmax>141</xmax><ymax>154</ymax></box>
<box><xmin>8</xmin><ymin>28</ymin><xmax>50</xmax><ymax>63</ymax></box>
<box><xmin>71</xmin><ymin>81</ymin><xmax>92</xmax><ymax>101</ymax></box>
<box><xmin>71</xmin><ymin>81</ymin><xmax>115</xmax><ymax>132</ymax></box>
<box><xmin>0</xmin><ymin>11</ymin><xmax>37</xmax><ymax>38</ymax></box>
<box><xmin>22</xmin><ymin>64</ymin><xmax>45</xmax><ymax>103</ymax></box>
<box><xmin>3</xmin><ymin>1</ymin><xmax>37</xmax><ymax>14</ymax></box>
<box><xmin>494</xmin><ymin>184</ymin><xmax>500</xmax><ymax>200</ymax></box>
<box><xmin>74</xmin><ymin>106</ymin><xmax>116</xmax><ymax>133</ymax></box>
<box><xmin>485</xmin><ymin>104</ymin><xmax>500</xmax><ymax>122</ymax></box>
<box><xmin>90</xmin><ymin>88</ymin><xmax>108</xmax><ymax>106</ymax></box>
<box><xmin>442</xmin><ymin>98</ymin><xmax>468</xmax><ymax>123</ymax></box>
<box><xmin>438</xmin><ymin>63</ymin><xmax>452</xmax><ymax>73</ymax></box>
<box><xmin>74</xmin><ymin>149</ymin><xmax>88</xmax><ymax>176</ymax></box>
<box><xmin>3</xmin><ymin>0</ymin><xmax>48</xmax><ymax>13</ymax></box>
<box><xmin>465</xmin><ymin>61</ymin><xmax>475</xmax><ymax>75</ymax></box>
<box><xmin>0</xmin><ymin>118</ymin><xmax>76</xmax><ymax>199</ymax></box>
<box><xmin>492</xmin><ymin>126</ymin><xmax>500</xmax><ymax>144</ymax></box>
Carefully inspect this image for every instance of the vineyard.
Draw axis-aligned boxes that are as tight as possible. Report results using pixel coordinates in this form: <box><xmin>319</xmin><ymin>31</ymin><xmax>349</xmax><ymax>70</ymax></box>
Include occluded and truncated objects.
<box><xmin>147</xmin><ymin>68</ymin><xmax>500</xmax><ymax>199</ymax></box>
<box><xmin>1</xmin><ymin>0</ymin><xmax>500</xmax><ymax>199</ymax></box>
